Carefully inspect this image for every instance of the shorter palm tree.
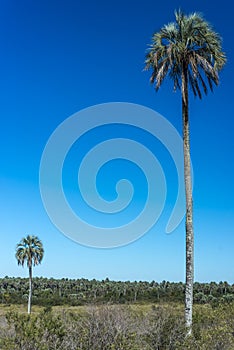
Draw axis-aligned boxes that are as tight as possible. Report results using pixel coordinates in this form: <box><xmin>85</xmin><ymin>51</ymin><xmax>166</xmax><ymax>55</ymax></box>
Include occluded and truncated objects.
<box><xmin>15</xmin><ymin>235</ymin><xmax>44</xmax><ymax>314</ymax></box>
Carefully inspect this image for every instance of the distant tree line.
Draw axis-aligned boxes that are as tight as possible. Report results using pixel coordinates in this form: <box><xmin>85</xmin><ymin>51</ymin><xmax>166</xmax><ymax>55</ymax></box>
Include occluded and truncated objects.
<box><xmin>0</xmin><ymin>277</ymin><xmax>233</xmax><ymax>307</ymax></box>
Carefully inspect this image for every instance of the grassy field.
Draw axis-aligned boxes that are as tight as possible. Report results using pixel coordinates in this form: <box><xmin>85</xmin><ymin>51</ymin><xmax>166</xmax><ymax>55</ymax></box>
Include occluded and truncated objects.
<box><xmin>0</xmin><ymin>301</ymin><xmax>184</xmax><ymax>317</ymax></box>
<box><xmin>0</xmin><ymin>302</ymin><xmax>234</xmax><ymax>349</ymax></box>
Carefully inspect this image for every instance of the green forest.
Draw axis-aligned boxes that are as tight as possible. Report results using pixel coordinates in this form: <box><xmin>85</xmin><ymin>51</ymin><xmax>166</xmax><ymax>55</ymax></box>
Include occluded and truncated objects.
<box><xmin>1</xmin><ymin>277</ymin><xmax>234</xmax><ymax>307</ymax></box>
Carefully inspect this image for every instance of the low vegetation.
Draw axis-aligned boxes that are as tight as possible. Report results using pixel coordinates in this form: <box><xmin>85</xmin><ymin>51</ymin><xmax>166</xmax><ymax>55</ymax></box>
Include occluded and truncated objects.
<box><xmin>0</xmin><ymin>303</ymin><xmax>233</xmax><ymax>349</ymax></box>
<box><xmin>1</xmin><ymin>277</ymin><xmax>233</xmax><ymax>348</ymax></box>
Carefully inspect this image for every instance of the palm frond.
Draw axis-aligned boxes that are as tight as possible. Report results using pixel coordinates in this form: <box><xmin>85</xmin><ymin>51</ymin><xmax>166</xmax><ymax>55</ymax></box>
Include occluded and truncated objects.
<box><xmin>145</xmin><ymin>9</ymin><xmax>226</xmax><ymax>97</ymax></box>
<box><xmin>15</xmin><ymin>235</ymin><xmax>44</xmax><ymax>268</ymax></box>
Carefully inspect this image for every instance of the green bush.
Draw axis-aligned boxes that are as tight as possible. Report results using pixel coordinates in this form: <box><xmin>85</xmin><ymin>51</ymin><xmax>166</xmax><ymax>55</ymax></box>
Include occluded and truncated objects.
<box><xmin>1</xmin><ymin>309</ymin><xmax>65</xmax><ymax>350</ymax></box>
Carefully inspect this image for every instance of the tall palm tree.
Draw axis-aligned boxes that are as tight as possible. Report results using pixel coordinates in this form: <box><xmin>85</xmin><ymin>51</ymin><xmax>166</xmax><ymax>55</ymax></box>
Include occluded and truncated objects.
<box><xmin>145</xmin><ymin>10</ymin><xmax>226</xmax><ymax>333</ymax></box>
<box><xmin>15</xmin><ymin>235</ymin><xmax>44</xmax><ymax>314</ymax></box>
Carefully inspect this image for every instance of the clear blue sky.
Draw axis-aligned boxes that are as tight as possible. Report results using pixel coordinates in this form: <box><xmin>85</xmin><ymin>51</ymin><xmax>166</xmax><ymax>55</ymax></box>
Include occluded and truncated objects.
<box><xmin>0</xmin><ymin>0</ymin><xmax>233</xmax><ymax>282</ymax></box>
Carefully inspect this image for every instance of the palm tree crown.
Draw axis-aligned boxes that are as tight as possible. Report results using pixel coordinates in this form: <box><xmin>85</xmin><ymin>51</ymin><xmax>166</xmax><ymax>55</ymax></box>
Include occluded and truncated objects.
<box><xmin>145</xmin><ymin>10</ymin><xmax>226</xmax><ymax>97</ymax></box>
<box><xmin>16</xmin><ymin>235</ymin><xmax>44</xmax><ymax>268</ymax></box>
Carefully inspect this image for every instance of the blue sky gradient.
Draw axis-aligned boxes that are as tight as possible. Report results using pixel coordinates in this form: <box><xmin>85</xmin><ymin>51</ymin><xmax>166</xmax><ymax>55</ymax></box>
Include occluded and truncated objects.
<box><xmin>0</xmin><ymin>0</ymin><xmax>233</xmax><ymax>282</ymax></box>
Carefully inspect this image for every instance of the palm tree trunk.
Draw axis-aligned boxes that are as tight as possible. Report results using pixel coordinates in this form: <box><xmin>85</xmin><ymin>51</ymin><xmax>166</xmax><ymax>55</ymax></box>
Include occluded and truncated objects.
<box><xmin>28</xmin><ymin>265</ymin><xmax>32</xmax><ymax>314</ymax></box>
<box><xmin>182</xmin><ymin>64</ymin><xmax>194</xmax><ymax>334</ymax></box>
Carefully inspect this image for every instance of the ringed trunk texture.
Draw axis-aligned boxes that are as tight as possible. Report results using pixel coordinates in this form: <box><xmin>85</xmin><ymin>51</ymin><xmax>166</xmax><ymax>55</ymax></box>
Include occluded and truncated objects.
<box><xmin>28</xmin><ymin>265</ymin><xmax>32</xmax><ymax>314</ymax></box>
<box><xmin>182</xmin><ymin>64</ymin><xmax>194</xmax><ymax>334</ymax></box>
